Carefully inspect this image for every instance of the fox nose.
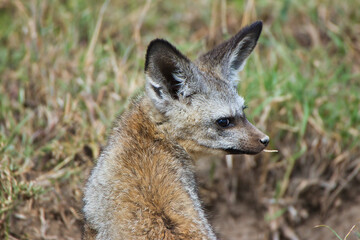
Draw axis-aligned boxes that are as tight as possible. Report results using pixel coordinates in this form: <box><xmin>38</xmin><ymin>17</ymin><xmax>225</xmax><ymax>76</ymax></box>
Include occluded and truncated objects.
<box><xmin>260</xmin><ymin>136</ymin><xmax>270</xmax><ymax>146</ymax></box>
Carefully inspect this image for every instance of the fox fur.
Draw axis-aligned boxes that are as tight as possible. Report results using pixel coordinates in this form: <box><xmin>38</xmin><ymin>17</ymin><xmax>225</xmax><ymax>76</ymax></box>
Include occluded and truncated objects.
<box><xmin>83</xmin><ymin>21</ymin><xmax>269</xmax><ymax>240</ymax></box>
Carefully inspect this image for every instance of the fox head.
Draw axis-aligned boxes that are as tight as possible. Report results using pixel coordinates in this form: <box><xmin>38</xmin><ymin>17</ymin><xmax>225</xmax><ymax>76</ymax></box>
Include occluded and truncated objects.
<box><xmin>144</xmin><ymin>21</ymin><xmax>269</xmax><ymax>157</ymax></box>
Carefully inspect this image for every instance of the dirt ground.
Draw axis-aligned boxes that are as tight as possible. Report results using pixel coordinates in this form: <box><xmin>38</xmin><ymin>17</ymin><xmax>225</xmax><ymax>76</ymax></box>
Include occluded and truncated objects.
<box><xmin>8</xmin><ymin>157</ymin><xmax>360</xmax><ymax>240</ymax></box>
<box><xmin>198</xmin><ymin>158</ymin><xmax>360</xmax><ymax>240</ymax></box>
<box><xmin>210</xmin><ymin>194</ymin><xmax>360</xmax><ymax>240</ymax></box>
<box><xmin>9</xmin><ymin>195</ymin><xmax>360</xmax><ymax>240</ymax></box>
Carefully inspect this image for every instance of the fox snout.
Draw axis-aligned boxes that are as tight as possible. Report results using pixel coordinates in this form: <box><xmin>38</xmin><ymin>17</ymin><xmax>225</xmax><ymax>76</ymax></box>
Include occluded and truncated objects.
<box><xmin>243</xmin><ymin>118</ymin><xmax>269</xmax><ymax>153</ymax></box>
<box><xmin>225</xmin><ymin>118</ymin><xmax>269</xmax><ymax>155</ymax></box>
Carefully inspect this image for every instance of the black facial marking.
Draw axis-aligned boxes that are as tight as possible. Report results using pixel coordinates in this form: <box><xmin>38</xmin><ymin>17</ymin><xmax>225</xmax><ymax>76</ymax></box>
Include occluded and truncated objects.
<box><xmin>224</xmin><ymin>148</ymin><xmax>257</xmax><ymax>155</ymax></box>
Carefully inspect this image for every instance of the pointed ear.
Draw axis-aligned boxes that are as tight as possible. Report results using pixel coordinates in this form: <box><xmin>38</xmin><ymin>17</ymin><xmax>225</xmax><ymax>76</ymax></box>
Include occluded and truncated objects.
<box><xmin>198</xmin><ymin>21</ymin><xmax>262</xmax><ymax>85</ymax></box>
<box><xmin>145</xmin><ymin>39</ymin><xmax>195</xmax><ymax>109</ymax></box>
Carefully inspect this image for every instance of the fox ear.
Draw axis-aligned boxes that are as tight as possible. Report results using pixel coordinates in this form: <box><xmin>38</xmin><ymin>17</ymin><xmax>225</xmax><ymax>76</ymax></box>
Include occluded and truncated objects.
<box><xmin>145</xmin><ymin>39</ymin><xmax>195</xmax><ymax>109</ymax></box>
<box><xmin>199</xmin><ymin>21</ymin><xmax>262</xmax><ymax>85</ymax></box>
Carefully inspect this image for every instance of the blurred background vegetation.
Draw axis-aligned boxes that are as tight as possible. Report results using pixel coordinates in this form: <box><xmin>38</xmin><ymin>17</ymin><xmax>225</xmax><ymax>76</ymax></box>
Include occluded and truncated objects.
<box><xmin>0</xmin><ymin>0</ymin><xmax>359</xmax><ymax>239</ymax></box>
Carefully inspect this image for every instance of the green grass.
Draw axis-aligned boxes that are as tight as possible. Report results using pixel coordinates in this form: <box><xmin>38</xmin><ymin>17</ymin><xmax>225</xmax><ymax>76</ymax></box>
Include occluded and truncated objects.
<box><xmin>315</xmin><ymin>225</ymin><xmax>360</xmax><ymax>240</ymax></box>
<box><xmin>1</xmin><ymin>0</ymin><xmax>359</xmax><ymax>238</ymax></box>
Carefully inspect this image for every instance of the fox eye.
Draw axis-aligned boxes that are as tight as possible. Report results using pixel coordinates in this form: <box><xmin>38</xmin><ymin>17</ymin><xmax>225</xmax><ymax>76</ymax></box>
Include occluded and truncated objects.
<box><xmin>216</xmin><ymin>118</ymin><xmax>231</xmax><ymax>128</ymax></box>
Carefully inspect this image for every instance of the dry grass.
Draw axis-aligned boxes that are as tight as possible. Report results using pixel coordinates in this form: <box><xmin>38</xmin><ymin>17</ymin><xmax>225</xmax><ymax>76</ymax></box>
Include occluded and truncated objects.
<box><xmin>1</xmin><ymin>0</ymin><xmax>360</xmax><ymax>239</ymax></box>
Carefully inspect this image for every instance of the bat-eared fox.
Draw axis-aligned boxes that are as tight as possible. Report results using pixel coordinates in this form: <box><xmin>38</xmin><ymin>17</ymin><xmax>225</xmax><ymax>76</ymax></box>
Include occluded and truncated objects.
<box><xmin>83</xmin><ymin>20</ymin><xmax>269</xmax><ymax>240</ymax></box>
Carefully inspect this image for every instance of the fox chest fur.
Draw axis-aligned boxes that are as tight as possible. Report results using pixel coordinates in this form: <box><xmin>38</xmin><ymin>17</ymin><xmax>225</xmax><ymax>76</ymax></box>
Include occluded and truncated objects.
<box><xmin>83</xmin><ymin>21</ymin><xmax>269</xmax><ymax>240</ymax></box>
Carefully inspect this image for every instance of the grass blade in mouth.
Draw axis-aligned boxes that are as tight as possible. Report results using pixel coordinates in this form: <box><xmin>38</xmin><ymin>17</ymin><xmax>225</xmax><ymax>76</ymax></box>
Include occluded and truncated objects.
<box><xmin>263</xmin><ymin>149</ymin><xmax>278</xmax><ymax>153</ymax></box>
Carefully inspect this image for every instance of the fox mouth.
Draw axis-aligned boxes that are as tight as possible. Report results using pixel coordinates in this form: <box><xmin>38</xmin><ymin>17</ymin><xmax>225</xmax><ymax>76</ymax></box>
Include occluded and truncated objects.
<box><xmin>224</xmin><ymin>148</ymin><xmax>261</xmax><ymax>155</ymax></box>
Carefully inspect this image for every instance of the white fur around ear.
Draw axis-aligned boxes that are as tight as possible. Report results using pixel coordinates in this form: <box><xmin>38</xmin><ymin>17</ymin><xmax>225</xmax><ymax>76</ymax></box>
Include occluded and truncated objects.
<box><xmin>146</xmin><ymin>75</ymin><xmax>164</xmax><ymax>98</ymax></box>
<box><xmin>172</xmin><ymin>72</ymin><xmax>192</xmax><ymax>98</ymax></box>
<box><xmin>198</xmin><ymin>21</ymin><xmax>262</xmax><ymax>86</ymax></box>
<box><xmin>227</xmin><ymin>36</ymin><xmax>252</xmax><ymax>85</ymax></box>
<box><xmin>145</xmin><ymin>67</ymin><xmax>190</xmax><ymax>112</ymax></box>
<box><xmin>144</xmin><ymin>39</ymin><xmax>192</xmax><ymax>104</ymax></box>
